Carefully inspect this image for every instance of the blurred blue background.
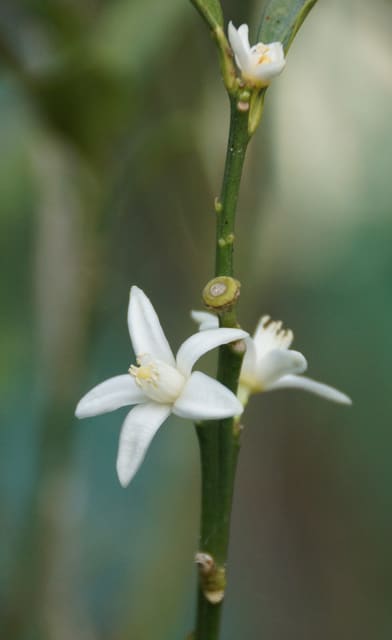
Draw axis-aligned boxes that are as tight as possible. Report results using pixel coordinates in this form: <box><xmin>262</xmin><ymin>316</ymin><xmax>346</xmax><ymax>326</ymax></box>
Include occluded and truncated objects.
<box><xmin>1</xmin><ymin>0</ymin><xmax>392</xmax><ymax>638</ymax></box>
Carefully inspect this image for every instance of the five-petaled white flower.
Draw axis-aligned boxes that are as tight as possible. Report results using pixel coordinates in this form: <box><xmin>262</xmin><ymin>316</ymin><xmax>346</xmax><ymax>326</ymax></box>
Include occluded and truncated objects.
<box><xmin>228</xmin><ymin>21</ymin><xmax>286</xmax><ymax>88</ymax></box>
<box><xmin>76</xmin><ymin>287</ymin><xmax>247</xmax><ymax>487</ymax></box>
<box><xmin>191</xmin><ymin>311</ymin><xmax>351</xmax><ymax>406</ymax></box>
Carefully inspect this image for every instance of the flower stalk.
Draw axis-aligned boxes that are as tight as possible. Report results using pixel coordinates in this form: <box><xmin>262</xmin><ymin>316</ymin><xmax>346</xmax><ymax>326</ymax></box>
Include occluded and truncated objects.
<box><xmin>194</xmin><ymin>98</ymin><xmax>251</xmax><ymax>639</ymax></box>
<box><xmin>215</xmin><ymin>100</ymin><xmax>250</xmax><ymax>277</ymax></box>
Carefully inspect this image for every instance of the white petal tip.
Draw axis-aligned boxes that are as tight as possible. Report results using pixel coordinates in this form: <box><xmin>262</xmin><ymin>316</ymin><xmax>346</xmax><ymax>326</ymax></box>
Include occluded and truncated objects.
<box><xmin>190</xmin><ymin>310</ymin><xmax>219</xmax><ymax>331</ymax></box>
<box><xmin>289</xmin><ymin>350</ymin><xmax>307</xmax><ymax>370</ymax></box>
<box><xmin>74</xmin><ymin>401</ymin><xmax>88</xmax><ymax>419</ymax></box>
<box><xmin>117</xmin><ymin>468</ymin><xmax>131</xmax><ymax>488</ymax></box>
<box><xmin>234</xmin><ymin>399</ymin><xmax>244</xmax><ymax>416</ymax></box>
<box><xmin>130</xmin><ymin>284</ymin><xmax>141</xmax><ymax>294</ymax></box>
<box><xmin>336</xmin><ymin>393</ymin><xmax>352</xmax><ymax>406</ymax></box>
<box><xmin>129</xmin><ymin>285</ymin><xmax>147</xmax><ymax>305</ymax></box>
<box><xmin>230</xmin><ymin>393</ymin><xmax>244</xmax><ymax>414</ymax></box>
<box><xmin>314</xmin><ymin>385</ymin><xmax>352</xmax><ymax>406</ymax></box>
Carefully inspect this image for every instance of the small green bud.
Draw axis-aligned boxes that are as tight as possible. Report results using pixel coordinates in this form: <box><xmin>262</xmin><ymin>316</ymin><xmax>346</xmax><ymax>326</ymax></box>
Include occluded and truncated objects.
<box><xmin>202</xmin><ymin>276</ymin><xmax>240</xmax><ymax>312</ymax></box>
<box><xmin>214</xmin><ymin>197</ymin><xmax>223</xmax><ymax>213</ymax></box>
<box><xmin>237</xmin><ymin>89</ymin><xmax>251</xmax><ymax>113</ymax></box>
<box><xmin>239</xmin><ymin>90</ymin><xmax>251</xmax><ymax>102</ymax></box>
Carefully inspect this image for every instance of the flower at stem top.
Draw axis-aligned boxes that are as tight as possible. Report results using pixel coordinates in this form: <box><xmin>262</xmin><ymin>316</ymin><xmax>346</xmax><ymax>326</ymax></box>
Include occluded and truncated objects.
<box><xmin>75</xmin><ymin>287</ymin><xmax>247</xmax><ymax>487</ymax></box>
<box><xmin>228</xmin><ymin>22</ymin><xmax>286</xmax><ymax>88</ymax></box>
<box><xmin>191</xmin><ymin>311</ymin><xmax>352</xmax><ymax>406</ymax></box>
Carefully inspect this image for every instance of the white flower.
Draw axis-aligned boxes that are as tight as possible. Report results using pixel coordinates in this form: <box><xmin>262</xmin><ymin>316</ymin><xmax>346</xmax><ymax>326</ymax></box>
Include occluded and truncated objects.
<box><xmin>191</xmin><ymin>311</ymin><xmax>351</xmax><ymax>405</ymax></box>
<box><xmin>228</xmin><ymin>22</ymin><xmax>286</xmax><ymax>88</ymax></box>
<box><xmin>76</xmin><ymin>287</ymin><xmax>247</xmax><ymax>487</ymax></box>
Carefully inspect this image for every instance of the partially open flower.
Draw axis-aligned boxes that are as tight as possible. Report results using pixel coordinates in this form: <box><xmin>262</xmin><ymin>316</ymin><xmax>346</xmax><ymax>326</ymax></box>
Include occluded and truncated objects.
<box><xmin>76</xmin><ymin>287</ymin><xmax>247</xmax><ymax>487</ymax></box>
<box><xmin>228</xmin><ymin>22</ymin><xmax>286</xmax><ymax>88</ymax></box>
<box><xmin>191</xmin><ymin>311</ymin><xmax>351</xmax><ymax>406</ymax></box>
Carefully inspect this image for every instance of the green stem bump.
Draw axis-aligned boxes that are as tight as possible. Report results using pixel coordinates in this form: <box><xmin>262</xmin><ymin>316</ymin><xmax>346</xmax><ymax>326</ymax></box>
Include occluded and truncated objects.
<box><xmin>214</xmin><ymin>197</ymin><xmax>223</xmax><ymax>213</ymax></box>
<box><xmin>195</xmin><ymin>553</ymin><xmax>226</xmax><ymax>605</ymax></box>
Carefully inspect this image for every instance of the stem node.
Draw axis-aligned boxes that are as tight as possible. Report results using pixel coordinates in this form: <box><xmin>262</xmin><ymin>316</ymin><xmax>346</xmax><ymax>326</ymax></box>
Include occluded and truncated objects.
<box><xmin>202</xmin><ymin>276</ymin><xmax>240</xmax><ymax>312</ymax></box>
<box><xmin>195</xmin><ymin>552</ymin><xmax>226</xmax><ymax>605</ymax></box>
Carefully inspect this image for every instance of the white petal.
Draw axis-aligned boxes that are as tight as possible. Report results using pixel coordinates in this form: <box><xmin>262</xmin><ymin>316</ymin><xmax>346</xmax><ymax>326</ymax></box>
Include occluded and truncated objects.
<box><xmin>75</xmin><ymin>375</ymin><xmax>147</xmax><ymax>418</ymax></box>
<box><xmin>116</xmin><ymin>402</ymin><xmax>171</xmax><ymax>487</ymax></box>
<box><xmin>228</xmin><ymin>22</ymin><xmax>251</xmax><ymax>70</ymax></box>
<box><xmin>172</xmin><ymin>371</ymin><xmax>243</xmax><ymax>420</ymax></box>
<box><xmin>237</xmin><ymin>24</ymin><xmax>251</xmax><ymax>52</ymax></box>
<box><xmin>191</xmin><ymin>310</ymin><xmax>219</xmax><ymax>331</ymax></box>
<box><xmin>252</xmin><ymin>59</ymin><xmax>286</xmax><ymax>83</ymax></box>
<box><xmin>268</xmin><ymin>374</ymin><xmax>352</xmax><ymax>405</ymax></box>
<box><xmin>267</xmin><ymin>42</ymin><xmax>285</xmax><ymax>63</ymax></box>
<box><xmin>176</xmin><ymin>328</ymin><xmax>248</xmax><ymax>377</ymax></box>
<box><xmin>127</xmin><ymin>286</ymin><xmax>175</xmax><ymax>366</ymax></box>
<box><xmin>240</xmin><ymin>336</ymin><xmax>258</xmax><ymax>381</ymax></box>
<box><xmin>257</xmin><ymin>349</ymin><xmax>307</xmax><ymax>389</ymax></box>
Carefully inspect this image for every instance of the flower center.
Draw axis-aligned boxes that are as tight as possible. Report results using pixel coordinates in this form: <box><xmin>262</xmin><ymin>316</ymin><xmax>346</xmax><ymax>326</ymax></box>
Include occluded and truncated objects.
<box><xmin>239</xmin><ymin>372</ymin><xmax>264</xmax><ymax>395</ymax></box>
<box><xmin>129</xmin><ymin>354</ymin><xmax>185</xmax><ymax>404</ymax></box>
<box><xmin>255</xmin><ymin>44</ymin><xmax>271</xmax><ymax>65</ymax></box>
<box><xmin>130</xmin><ymin>360</ymin><xmax>158</xmax><ymax>385</ymax></box>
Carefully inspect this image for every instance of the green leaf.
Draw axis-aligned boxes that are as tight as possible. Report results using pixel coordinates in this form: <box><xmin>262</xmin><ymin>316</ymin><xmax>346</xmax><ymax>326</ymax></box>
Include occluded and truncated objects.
<box><xmin>257</xmin><ymin>0</ymin><xmax>318</xmax><ymax>52</ymax></box>
<box><xmin>190</xmin><ymin>0</ymin><xmax>223</xmax><ymax>30</ymax></box>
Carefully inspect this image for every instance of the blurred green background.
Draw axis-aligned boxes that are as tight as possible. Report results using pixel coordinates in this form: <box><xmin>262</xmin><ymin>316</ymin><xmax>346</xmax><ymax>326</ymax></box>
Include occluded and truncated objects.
<box><xmin>1</xmin><ymin>0</ymin><xmax>392</xmax><ymax>638</ymax></box>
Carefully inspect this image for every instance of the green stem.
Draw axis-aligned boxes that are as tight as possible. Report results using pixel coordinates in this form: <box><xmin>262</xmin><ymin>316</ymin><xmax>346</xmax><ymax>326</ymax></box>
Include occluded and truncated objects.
<box><xmin>194</xmin><ymin>98</ymin><xmax>250</xmax><ymax>639</ymax></box>
<box><xmin>215</xmin><ymin>100</ymin><xmax>250</xmax><ymax>277</ymax></box>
